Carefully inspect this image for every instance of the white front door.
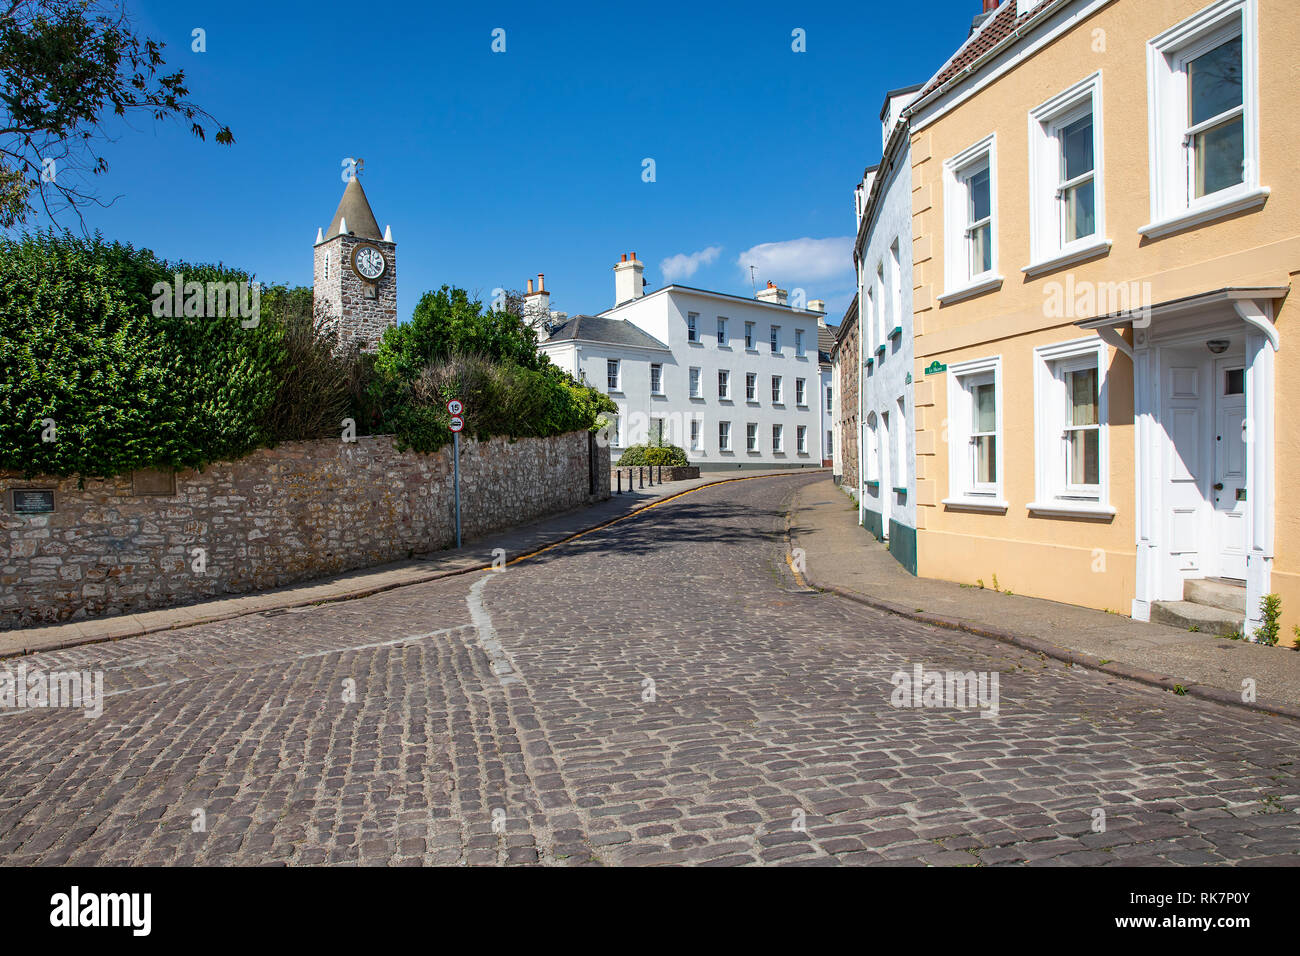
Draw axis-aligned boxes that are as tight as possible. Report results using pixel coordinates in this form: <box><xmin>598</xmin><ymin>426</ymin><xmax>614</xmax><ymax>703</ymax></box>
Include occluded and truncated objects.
<box><xmin>1213</xmin><ymin>359</ymin><xmax>1248</xmax><ymax>580</ymax></box>
<box><xmin>1162</xmin><ymin>353</ymin><xmax>1212</xmax><ymax>579</ymax></box>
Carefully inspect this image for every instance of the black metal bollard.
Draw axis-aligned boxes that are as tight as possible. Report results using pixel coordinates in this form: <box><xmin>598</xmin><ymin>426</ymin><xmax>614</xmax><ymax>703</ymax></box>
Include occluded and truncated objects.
<box><xmin>657</xmin><ymin>464</ymin><xmax>663</xmax><ymax>483</ymax></box>
<box><xmin>639</xmin><ymin>467</ymin><xmax>644</xmax><ymax>489</ymax></box>
<box><xmin>617</xmin><ymin>470</ymin><xmax>622</xmax><ymax>494</ymax></box>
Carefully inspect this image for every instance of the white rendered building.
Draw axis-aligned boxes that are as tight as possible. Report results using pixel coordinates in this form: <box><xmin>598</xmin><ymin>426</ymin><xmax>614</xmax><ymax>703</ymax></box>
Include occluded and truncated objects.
<box><xmin>538</xmin><ymin>253</ymin><xmax>828</xmax><ymax>469</ymax></box>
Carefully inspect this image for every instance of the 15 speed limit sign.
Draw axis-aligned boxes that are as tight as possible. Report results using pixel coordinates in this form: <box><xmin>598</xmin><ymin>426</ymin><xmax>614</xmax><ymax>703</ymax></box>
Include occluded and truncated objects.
<box><xmin>449</xmin><ymin>415</ymin><xmax>464</xmax><ymax>433</ymax></box>
<box><xmin>447</xmin><ymin>399</ymin><xmax>463</xmax><ymax>416</ymax></box>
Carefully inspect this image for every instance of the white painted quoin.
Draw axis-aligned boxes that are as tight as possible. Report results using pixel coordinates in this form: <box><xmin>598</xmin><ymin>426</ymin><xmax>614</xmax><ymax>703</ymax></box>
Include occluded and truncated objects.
<box><xmin>538</xmin><ymin>254</ymin><xmax>827</xmax><ymax>468</ymax></box>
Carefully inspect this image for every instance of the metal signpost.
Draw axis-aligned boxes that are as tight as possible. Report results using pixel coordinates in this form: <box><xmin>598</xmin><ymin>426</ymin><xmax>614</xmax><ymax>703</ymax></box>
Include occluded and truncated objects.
<box><xmin>448</xmin><ymin>400</ymin><xmax>464</xmax><ymax>547</ymax></box>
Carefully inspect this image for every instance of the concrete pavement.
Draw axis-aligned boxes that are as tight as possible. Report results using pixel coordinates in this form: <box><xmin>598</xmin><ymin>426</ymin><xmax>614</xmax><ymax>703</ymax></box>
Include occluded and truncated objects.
<box><xmin>789</xmin><ymin>479</ymin><xmax>1300</xmax><ymax>720</ymax></box>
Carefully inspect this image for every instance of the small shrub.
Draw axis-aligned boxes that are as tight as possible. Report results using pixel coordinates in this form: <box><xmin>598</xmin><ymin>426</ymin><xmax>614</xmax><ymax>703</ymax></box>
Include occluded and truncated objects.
<box><xmin>617</xmin><ymin>444</ymin><xmax>688</xmax><ymax>467</ymax></box>
<box><xmin>1254</xmin><ymin>593</ymin><xmax>1281</xmax><ymax>646</ymax></box>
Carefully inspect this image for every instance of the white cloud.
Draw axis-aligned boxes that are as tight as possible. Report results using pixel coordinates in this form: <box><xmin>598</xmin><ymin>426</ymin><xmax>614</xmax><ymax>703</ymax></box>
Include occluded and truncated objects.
<box><xmin>659</xmin><ymin>245</ymin><xmax>722</xmax><ymax>282</ymax></box>
<box><xmin>736</xmin><ymin>236</ymin><xmax>854</xmax><ymax>287</ymax></box>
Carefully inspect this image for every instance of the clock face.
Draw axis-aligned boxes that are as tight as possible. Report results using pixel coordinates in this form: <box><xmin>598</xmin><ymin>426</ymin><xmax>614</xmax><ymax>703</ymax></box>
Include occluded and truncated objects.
<box><xmin>352</xmin><ymin>245</ymin><xmax>386</xmax><ymax>280</ymax></box>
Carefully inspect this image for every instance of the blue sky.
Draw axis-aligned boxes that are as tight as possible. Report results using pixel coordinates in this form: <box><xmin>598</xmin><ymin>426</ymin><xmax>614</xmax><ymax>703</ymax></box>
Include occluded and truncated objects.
<box><xmin>57</xmin><ymin>0</ymin><xmax>989</xmax><ymax>324</ymax></box>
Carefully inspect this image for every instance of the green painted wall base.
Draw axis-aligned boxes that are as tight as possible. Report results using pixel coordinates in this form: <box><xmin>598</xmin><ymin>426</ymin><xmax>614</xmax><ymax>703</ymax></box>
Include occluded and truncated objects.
<box><xmin>862</xmin><ymin>508</ymin><xmax>884</xmax><ymax>541</ymax></box>
<box><xmin>888</xmin><ymin>519</ymin><xmax>918</xmax><ymax>576</ymax></box>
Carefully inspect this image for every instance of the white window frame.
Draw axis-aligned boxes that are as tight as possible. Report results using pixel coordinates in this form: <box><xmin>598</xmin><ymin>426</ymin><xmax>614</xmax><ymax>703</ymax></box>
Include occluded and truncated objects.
<box><xmin>864</xmin><ymin>286</ymin><xmax>875</xmax><ymax>354</ymax></box>
<box><xmin>650</xmin><ymin>363</ymin><xmax>663</xmax><ymax>395</ymax></box>
<box><xmin>875</xmin><ymin>263</ymin><xmax>887</xmax><ymax>347</ymax></box>
<box><xmin>719</xmin><ymin>421</ymin><xmax>731</xmax><ymax>452</ymax></box>
<box><xmin>746</xmin><ymin>422</ymin><xmax>758</xmax><ymax>452</ymax></box>
<box><xmin>894</xmin><ymin>396</ymin><xmax>906</xmax><ymax>488</ymax></box>
<box><xmin>687</xmin><ymin>312</ymin><xmax>700</xmax><ymax>343</ymax></box>
<box><xmin>772</xmin><ymin>424</ymin><xmax>784</xmax><ymax>454</ymax></box>
<box><xmin>865</xmin><ymin>412</ymin><xmax>880</xmax><ymax>483</ymax></box>
<box><xmin>1026</xmin><ymin>72</ymin><xmax>1111</xmax><ymax>276</ymax></box>
<box><xmin>607</xmin><ymin>358</ymin><xmax>621</xmax><ymax>392</ymax></box>
<box><xmin>888</xmin><ymin>240</ymin><xmax>902</xmax><ymax>338</ymax></box>
<box><xmin>1030</xmin><ymin>337</ymin><xmax>1115</xmax><ymax>518</ymax></box>
<box><xmin>944</xmin><ymin>355</ymin><xmax>1006</xmax><ymax>510</ymax></box>
<box><xmin>771</xmin><ymin>375</ymin><xmax>783</xmax><ymax>405</ymax></box>
<box><xmin>797</xmin><ymin>425</ymin><xmax>808</xmax><ymax>455</ymax></box>
<box><xmin>796</xmin><ymin>377</ymin><xmax>807</xmax><ymax>406</ymax></box>
<box><xmin>612</xmin><ymin>413</ymin><xmax>623</xmax><ymax>448</ymax></box>
<box><xmin>826</xmin><ymin>386</ymin><xmax>833</xmax><ymax>413</ymax></box>
<box><xmin>940</xmin><ymin>133</ymin><xmax>1002</xmax><ymax>303</ymax></box>
<box><xmin>745</xmin><ymin>372</ymin><xmax>757</xmax><ymax>402</ymax></box>
<box><xmin>795</xmin><ymin>328</ymin><xmax>805</xmax><ymax>357</ymax></box>
<box><xmin>744</xmin><ymin>321</ymin><xmax>755</xmax><ymax>350</ymax></box>
<box><xmin>717</xmin><ymin>316</ymin><xmax>728</xmax><ymax>346</ymax></box>
<box><xmin>718</xmin><ymin>369</ymin><xmax>731</xmax><ymax>400</ymax></box>
<box><xmin>690</xmin><ymin>417</ymin><xmax>702</xmax><ymax>452</ymax></box>
<box><xmin>1142</xmin><ymin>0</ymin><xmax>1265</xmax><ymax>239</ymax></box>
<box><xmin>689</xmin><ymin>366</ymin><xmax>701</xmax><ymax>399</ymax></box>
<box><xmin>770</xmin><ymin>325</ymin><xmax>780</xmax><ymax>354</ymax></box>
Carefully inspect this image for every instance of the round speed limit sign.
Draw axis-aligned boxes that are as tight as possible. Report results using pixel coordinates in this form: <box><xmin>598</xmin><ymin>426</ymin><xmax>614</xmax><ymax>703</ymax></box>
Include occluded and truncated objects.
<box><xmin>447</xmin><ymin>399</ymin><xmax>463</xmax><ymax>416</ymax></box>
<box><xmin>449</xmin><ymin>415</ymin><xmax>464</xmax><ymax>433</ymax></box>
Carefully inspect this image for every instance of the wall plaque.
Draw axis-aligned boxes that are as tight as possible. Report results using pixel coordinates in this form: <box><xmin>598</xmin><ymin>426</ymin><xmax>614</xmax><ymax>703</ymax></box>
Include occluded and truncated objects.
<box><xmin>12</xmin><ymin>489</ymin><xmax>55</xmax><ymax>514</ymax></box>
<box><xmin>132</xmin><ymin>469</ymin><xmax>176</xmax><ymax>496</ymax></box>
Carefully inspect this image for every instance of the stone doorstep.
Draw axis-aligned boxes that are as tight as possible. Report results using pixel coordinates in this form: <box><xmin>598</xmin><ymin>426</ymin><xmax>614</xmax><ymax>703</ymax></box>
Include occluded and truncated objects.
<box><xmin>0</xmin><ymin>470</ymin><xmax>825</xmax><ymax>660</ymax></box>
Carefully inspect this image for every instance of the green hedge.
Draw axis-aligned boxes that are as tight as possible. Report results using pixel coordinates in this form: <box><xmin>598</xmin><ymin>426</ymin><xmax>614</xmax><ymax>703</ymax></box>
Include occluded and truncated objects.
<box><xmin>0</xmin><ymin>232</ymin><xmax>284</xmax><ymax>478</ymax></box>
<box><xmin>617</xmin><ymin>444</ymin><xmax>688</xmax><ymax>467</ymax></box>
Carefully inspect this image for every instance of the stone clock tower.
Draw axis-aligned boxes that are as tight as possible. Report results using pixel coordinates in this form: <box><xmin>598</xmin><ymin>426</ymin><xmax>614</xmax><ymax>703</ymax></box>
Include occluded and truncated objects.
<box><xmin>313</xmin><ymin>176</ymin><xmax>397</xmax><ymax>351</ymax></box>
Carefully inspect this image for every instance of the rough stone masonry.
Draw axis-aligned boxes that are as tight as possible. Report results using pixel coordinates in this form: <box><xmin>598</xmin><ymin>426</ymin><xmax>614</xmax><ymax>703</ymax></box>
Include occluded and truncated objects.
<box><xmin>0</xmin><ymin>431</ymin><xmax>609</xmax><ymax>629</ymax></box>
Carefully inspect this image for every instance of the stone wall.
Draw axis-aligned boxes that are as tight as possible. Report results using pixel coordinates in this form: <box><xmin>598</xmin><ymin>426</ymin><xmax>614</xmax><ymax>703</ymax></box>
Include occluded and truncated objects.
<box><xmin>1</xmin><ymin>431</ymin><xmax>608</xmax><ymax>629</ymax></box>
<box><xmin>835</xmin><ymin>314</ymin><xmax>860</xmax><ymax>492</ymax></box>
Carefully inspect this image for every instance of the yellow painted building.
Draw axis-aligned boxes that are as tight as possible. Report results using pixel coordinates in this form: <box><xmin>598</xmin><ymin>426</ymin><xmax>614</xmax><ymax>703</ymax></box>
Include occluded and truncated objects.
<box><xmin>904</xmin><ymin>0</ymin><xmax>1298</xmax><ymax>640</ymax></box>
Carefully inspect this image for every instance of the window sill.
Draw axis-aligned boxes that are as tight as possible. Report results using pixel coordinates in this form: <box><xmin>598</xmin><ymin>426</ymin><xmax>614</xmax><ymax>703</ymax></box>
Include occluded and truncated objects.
<box><xmin>1138</xmin><ymin>186</ymin><xmax>1270</xmax><ymax>240</ymax></box>
<box><xmin>888</xmin><ymin>326</ymin><xmax>903</xmax><ymax>340</ymax></box>
<box><xmin>938</xmin><ymin>274</ymin><xmax>1004</xmax><ymax>305</ymax></box>
<box><xmin>942</xmin><ymin>496</ymin><xmax>1008</xmax><ymax>514</ymax></box>
<box><xmin>1022</xmin><ymin>238</ymin><xmax>1112</xmax><ymax>277</ymax></box>
<box><xmin>1027</xmin><ymin>500</ymin><xmax>1116</xmax><ymax>519</ymax></box>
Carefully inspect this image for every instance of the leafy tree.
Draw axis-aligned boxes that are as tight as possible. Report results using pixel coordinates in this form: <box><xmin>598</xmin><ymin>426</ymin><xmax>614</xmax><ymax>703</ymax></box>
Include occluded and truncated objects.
<box><xmin>0</xmin><ymin>0</ymin><xmax>233</xmax><ymax>228</ymax></box>
<box><xmin>375</xmin><ymin>285</ymin><xmax>545</xmax><ymax>383</ymax></box>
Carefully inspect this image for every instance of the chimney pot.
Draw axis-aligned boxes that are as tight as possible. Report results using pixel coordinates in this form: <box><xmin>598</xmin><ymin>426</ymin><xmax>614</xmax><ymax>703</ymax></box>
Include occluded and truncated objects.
<box><xmin>526</xmin><ymin>279</ymin><xmax>533</xmax><ymax>294</ymax></box>
<box><xmin>538</xmin><ymin>273</ymin><xmax>544</xmax><ymax>291</ymax></box>
<box><xmin>630</xmin><ymin>252</ymin><xmax>637</xmax><ymax>261</ymax></box>
<box><xmin>983</xmin><ymin>0</ymin><xmax>998</xmax><ymax>10</ymax></box>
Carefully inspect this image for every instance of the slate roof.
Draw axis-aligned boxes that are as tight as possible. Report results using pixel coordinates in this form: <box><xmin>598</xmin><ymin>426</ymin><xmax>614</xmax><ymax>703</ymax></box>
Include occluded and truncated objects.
<box><xmin>818</xmin><ymin>323</ymin><xmax>837</xmax><ymax>364</ymax></box>
<box><xmin>543</xmin><ymin>315</ymin><xmax>670</xmax><ymax>351</ymax></box>
<box><xmin>912</xmin><ymin>0</ymin><xmax>1056</xmax><ymax>103</ymax></box>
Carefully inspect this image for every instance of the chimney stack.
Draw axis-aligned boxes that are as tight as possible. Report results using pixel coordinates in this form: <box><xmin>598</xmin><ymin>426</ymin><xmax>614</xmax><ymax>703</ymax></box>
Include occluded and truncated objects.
<box><xmin>613</xmin><ymin>251</ymin><xmax>644</xmax><ymax>306</ymax></box>
<box><xmin>524</xmin><ymin>271</ymin><xmax>551</xmax><ymax>328</ymax></box>
<box><xmin>755</xmin><ymin>281</ymin><xmax>788</xmax><ymax>306</ymax></box>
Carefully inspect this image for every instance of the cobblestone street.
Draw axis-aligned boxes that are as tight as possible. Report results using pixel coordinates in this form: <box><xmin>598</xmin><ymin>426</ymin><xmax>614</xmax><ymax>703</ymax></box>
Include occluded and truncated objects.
<box><xmin>1</xmin><ymin>474</ymin><xmax>1298</xmax><ymax>866</ymax></box>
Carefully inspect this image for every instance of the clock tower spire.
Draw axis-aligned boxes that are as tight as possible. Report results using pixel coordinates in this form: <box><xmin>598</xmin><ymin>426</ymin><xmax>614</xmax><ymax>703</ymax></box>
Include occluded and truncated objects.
<box><xmin>313</xmin><ymin>172</ymin><xmax>397</xmax><ymax>352</ymax></box>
